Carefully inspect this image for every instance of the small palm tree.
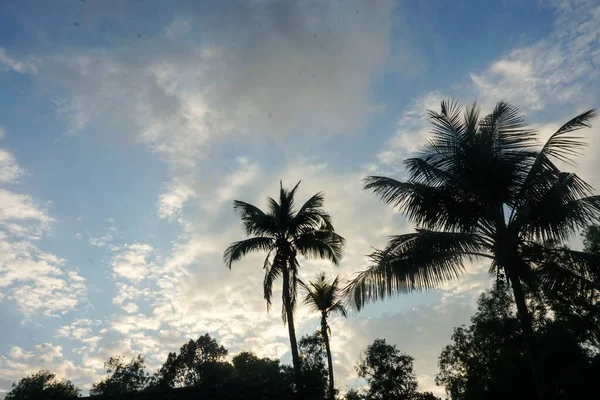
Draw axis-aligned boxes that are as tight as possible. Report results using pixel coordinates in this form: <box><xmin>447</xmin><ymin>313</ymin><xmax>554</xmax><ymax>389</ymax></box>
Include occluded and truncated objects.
<box><xmin>346</xmin><ymin>101</ymin><xmax>599</xmax><ymax>400</ymax></box>
<box><xmin>224</xmin><ymin>181</ymin><xmax>345</xmax><ymax>386</ymax></box>
<box><xmin>299</xmin><ymin>273</ymin><xmax>347</xmax><ymax>400</ymax></box>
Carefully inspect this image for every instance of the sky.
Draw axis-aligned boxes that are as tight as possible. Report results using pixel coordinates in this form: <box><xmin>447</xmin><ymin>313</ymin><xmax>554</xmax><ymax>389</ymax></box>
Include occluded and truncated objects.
<box><xmin>0</xmin><ymin>0</ymin><xmax>599</xmax><ymax>397</ymax></box>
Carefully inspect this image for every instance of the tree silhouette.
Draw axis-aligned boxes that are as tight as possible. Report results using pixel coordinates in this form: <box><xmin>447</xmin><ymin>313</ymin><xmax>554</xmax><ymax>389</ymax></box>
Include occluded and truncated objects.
<box><xmin>297</xmin><ymin>331</ymin><xmax>329</xmax><ymax>399</ymax></box>
<box><xmin>90</xmin><ymin>355</ymin><xmax>149</xmax><ymax>396</ymax></box>
<box><xmin>299</xmin><ymin>272</ymin><xmax>347</xmax><ymax>399</ymax></box>
<box><xmin>5</xmin><ymin>370</ymin><xmax>80</xmax><ymax>400</ymax></box>
<box><xmin>153</xmin><ymin>333</ymin><xmax>231</xmax><ymax>388</ymax></box>
<box><xmin>356</xmin><ymin>339</ymin><xmax>418</xmax><ymax>400</ymax></box>
<box><xmin>224</xmin><ymin>181</ymin><xmax>345</xmax><ymax>385</ymax></box>
<box><xmin>346</xmin><ymin>101</ymin><xmax>599</xmax><ymax>399</ymax></box>
<box><xmin>437</xmin><ymin>279</ymin><xmax>600</xmax><ymax>400</ymax></box>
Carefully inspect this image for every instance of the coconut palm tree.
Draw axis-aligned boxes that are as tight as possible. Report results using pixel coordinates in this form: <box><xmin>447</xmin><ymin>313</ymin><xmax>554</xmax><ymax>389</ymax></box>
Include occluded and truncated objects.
<box><xmin>299</xmin><ymin>273</ymin><xmax>347</xmax><ymax>400</ymax></box>
<box><xmin>345</xmin><ymin>101</ymin><xmax>599</xmax><ymax>400</ymax></box>
<box><xmin>224</xmin><ymin>181</ymin><xmax>345</xmax><ymax>386</ymax></box>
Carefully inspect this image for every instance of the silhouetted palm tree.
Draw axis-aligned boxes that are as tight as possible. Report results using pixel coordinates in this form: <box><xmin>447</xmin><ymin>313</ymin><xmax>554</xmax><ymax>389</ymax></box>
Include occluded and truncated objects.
<box><xmin>346</xmin><ymin>101</ymin><xmax>599</xmax><ymax>400</ymax></box>
<box><xmin>299</xmin><ymin>273</ymin><xmax>347</xmax><ymax>400</ymax></box>
<box><xmin>224</xmin><ymin>181</ymin><xmax>345</xmax><ymax>386</ymax></box>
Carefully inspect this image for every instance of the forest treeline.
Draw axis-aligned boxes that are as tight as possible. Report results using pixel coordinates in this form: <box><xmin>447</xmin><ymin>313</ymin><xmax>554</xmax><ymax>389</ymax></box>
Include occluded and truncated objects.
<box><xmin>5</xmin><ymin>102</ymin><xmax>600</xmax><ymax>400</ymax></box>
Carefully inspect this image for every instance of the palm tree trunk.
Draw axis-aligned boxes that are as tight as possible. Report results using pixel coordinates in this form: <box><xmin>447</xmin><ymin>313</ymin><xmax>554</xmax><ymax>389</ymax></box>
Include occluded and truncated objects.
<box><xmin>282</xmin><ymin>266</ymin><xmax>302</xmax><ymax>388</ymax></box>
<box><xmin>507</xmin><ymin>271</ymin><xmax>545</xmax><ymax>400</ymax></box>
<box><xmin>321</xmin><ymin>313</ymin><xmax>335</xmax><ymax>400</ymax></box>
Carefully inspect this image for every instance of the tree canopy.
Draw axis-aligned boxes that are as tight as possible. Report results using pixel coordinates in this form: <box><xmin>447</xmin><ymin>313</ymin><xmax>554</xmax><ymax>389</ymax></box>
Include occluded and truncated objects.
<box><xmin>90</xmin><ymin>355</ymin><xmax>149</xmax><ymax>396</ymax></box>
<box><xmin>5</xmin><ymin>370</ymin><xmax>80</xmax><ymax>400</ymax></box>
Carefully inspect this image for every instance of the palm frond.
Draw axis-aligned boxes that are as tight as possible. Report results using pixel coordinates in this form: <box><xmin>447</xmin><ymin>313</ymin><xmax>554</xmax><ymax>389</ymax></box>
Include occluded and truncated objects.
<box><xmin>464</xmin><ymin>102</ymin><xmax>480</xmax><ymax>135</ymax></box>
<box><xmin>479</xmin><ymin>101</ymin><xmax>537</xmax><ymax>151</ymax></box>
<box><xmin>298</xmin><ymin>278</ymin><xmax>324</xmax><ymax>314</ymax></box>
<box><xmin>519</xmin><ymin>171</ymin><xmax>600</xmax><ymax>242</ymax></box>
<box><xmin>290</xmin><ymin>192</ymin><xmax>333</xmax><ymax>234</ymax></box>
<box><xmin>233</xmin><ymin>200</ymin><xmax>278</xmax><ymax>237</ymax></box>
<box><xmin>278</xmin><ymin>180</ymin><xmax>301</xmax><ymax>222</ymax></box>
<box><xmin>299</xmin><ymin>273</ymin><xmax>348</xmax><ymax>318</ymax></box>
<box><xmin>528</xmin><ymin>244</ymin><xmax>600</xmax><ymax>297</ymax></box>
<box><xmin>329</xmin><ymin>301</ymin><xmax>348</xmax><ymax>318</ymax></box>
<box><xmin>427</xmin><ymin>99</ymin><xmax>465</xmax><ymax>143</ymax></box>
<box><xmin>541</xmin><ymin>109</ymin><xmax>597</xmax><ymax>164</ymax></box>
<box><xmin>512</xmin><ymin>109</ymin><xmax>597</xmax><ymax>221</ymax></box>
<box><xmin>344</xmin><ymin>230</ymin><xmax>489</xmax><ymax>310</ymax></box>
<box><xmin>293</xmin><ymin>229</ymin><xmax>345</xmax><ymax>264</ymax></box>
<box><xmin>266</xmin><ymin>197</ymin><xmax>280</xmax><ymax>219</ymax></box>
<box><xmin>223</xmin><ymin>237</ymin><xmax>275</xmax><ymax>269</ymax></box>
<box><xmin>363</xmin><ymin>176</ymin><xmax>488</xmax><ymax>232</ymax></box>
<box><xmin>281</xmin><ymin>256</ymin><xmax>300</xmax><ymax>324</ymax></box>
<box><xmin>263</xmin><ymin>252</ymin><xmax>284</xmax><ymax>311</ymax></box>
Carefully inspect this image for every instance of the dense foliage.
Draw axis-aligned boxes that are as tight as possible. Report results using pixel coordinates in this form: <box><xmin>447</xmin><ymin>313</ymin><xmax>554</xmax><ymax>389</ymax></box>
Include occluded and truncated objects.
<box><xmin>5</xmin><ymin>370</ymin><xmax>80</xmax><ymax>400</ymax></box>
<box><xmin>347</xmin><ymin>339</ymin><xmax>440</xmax><ymax>400</ymax></box>
<box><xmin>90</xmin><ymin>355</ymin><xmax>149</xmax><ymax>396</ymax></box>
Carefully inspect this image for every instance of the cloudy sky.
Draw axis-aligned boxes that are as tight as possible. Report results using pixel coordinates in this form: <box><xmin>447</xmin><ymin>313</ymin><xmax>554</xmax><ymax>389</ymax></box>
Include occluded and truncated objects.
<box><xmin>1</xmin><ymin>0</ymin><xmax>599</xmax><ymax>397</ymax></box>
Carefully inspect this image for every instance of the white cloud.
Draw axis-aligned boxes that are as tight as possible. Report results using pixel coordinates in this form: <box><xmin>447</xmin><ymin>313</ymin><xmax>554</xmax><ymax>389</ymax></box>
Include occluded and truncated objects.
<box><xmin>111</xmin><ymin>314</ymin><xmax>161</xmax><ymax>334</ymax></box>
<box><xmin>0</xmin><ymin>342</ymin><xmax>100</xmax><ymax>395</ymax></box>
<box><xmin>0</xmin><ymin>148</ymin><xmax>24</xmax><ymax>184</ymax></box>
<box><xmin>0</xmin><ymin>48</ymin><xmax>38</xmax><ymax>74</ymax></box>
<box><xmin>373</xmin><ymin>91</ymin><xmax>445</xmax><ymax>174</ymax></box>
<box><xmin>33</xmin><ymin>0</ymin><xmax>393</xmax><ymax>166</ymax></box>
<box><xmin>0</xmin><ymin>190</ymin><xmax>53</xmax><ymax>228</ymax></box>
<box><xmin>157</xmin><ymin>178</ymin><xmax>196</xmax><ymax>220</ymax></box>
<box><xmin>0</xmin><ymin>169</ymin><xmax>85</xmax><ymax>317</ymax></box>
<box><xmin>470</xmin><ymin>1</ymin><xmax>600</xmax><ymax>112</ymax></box>
<box><xmin>110</xmin><ymin>243</ymin><xmax>156</xmax><ymax>282</ymax></box>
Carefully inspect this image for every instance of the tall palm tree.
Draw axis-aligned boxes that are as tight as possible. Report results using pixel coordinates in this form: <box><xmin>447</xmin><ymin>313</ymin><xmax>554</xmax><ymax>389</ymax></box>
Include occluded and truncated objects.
<box><xmin>345</xmin><ymin>101</ymin><xmax>599</xmax><ymax>400</ymax></box>
<box><xmin>224</xmin><ymin>181</ymin><xmax>345</xmax><ymax>386</ymax></box>
<box><xmin>299</xmin><ymin>273</ymin><xmax>347</xmax><ymax>400</ymax></box>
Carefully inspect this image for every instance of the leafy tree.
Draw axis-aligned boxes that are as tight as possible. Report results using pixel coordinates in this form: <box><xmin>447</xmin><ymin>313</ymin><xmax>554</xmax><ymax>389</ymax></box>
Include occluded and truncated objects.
<box><xmin>224</xmin><ymin>181</ymin><xmax>346</xmax><ymax>384</ymax></box>
<box><xmin>436</xmin><ymin>281</ymin><xmax>599</xmax><ymax>400</ymax></box>
<box><xmin>345</xmin><ymin>388</ymin><xmax>364</xmax><ymax>400</ymax></box>
<box><xmin>347</xmin><ymin>101</ymin><xmax>599</xmax><ymax>399</ymax></box>
<box><xmin>232</xmin><ymin>351</ymin><xmax>287</xmax><ymax>388</ymax></box>
<box><xmin>297</xmin><ymin>331</ymin><xmax>329</xmax><ymax>399</ymax></box>
<box><xmin>536</xmin><ymin>224</ymin><xmax>600</xmax><ymax>349</ymax></box>
<box><xmin>299</xmin><ymin>272</ymin><xmax>347</xmax><ymax>400</ymax></box>
<box><xmin>356</xmin><ymin>339</ymin><xmax>418</xmax><ymax>400</ymax></box>
<box><xmin>153</xmin><ymin>333</ymin><xmax>232</xmax><ymax>388</ymax></box>
<box><xmin>5</xmin><ymin>370</ymin><xmax>80</xmax><ymax>400</ymax></box>
<box><xmin>89</xmin><ymin>354</ymin><xmax>149</xmax><ymax>396</ymax></box>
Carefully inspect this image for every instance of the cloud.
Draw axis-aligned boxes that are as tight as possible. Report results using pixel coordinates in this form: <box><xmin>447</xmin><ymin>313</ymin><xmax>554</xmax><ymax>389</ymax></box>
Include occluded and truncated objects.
<box><xmin>0</xmin><ymin>133</ymin><xmax>25</xmax><ymax>183</ymax></box>
<box><xmin>0</xmin><ymin>48</ymin><xmax>38</xmax><ymax>74</ymax></box>
<box><xmin>110</xmin><ymin>243</ymin><xmax>156</xmax><ymax>282</ymax></box>
<box><xmin>157</xmin><ymin>178</ymin><xmax>197</xmax><ymax>220</ymax></box>
<box><xmin>31</xmin><ymin>0</ymin><xmax>394</xmax><ymax>167</ymax></box>
<box><xmin>0</xmin><ymin>139</ymin><xmax>86</xmax><ymax>318</ymax></box>
<box><xmin>470</xmin><ymin>0</ymin><xmax>600</xmax><ymax>112</ymax></box>
<box><xmin>0</xmin><ymin>342</ymin><xmax>100</xmax><ymax>395</ymax></box>
<box><xmin>0</xmin><ymin>190</ymin><xmax>52</xmax><ymax>228</ymax></box>
<box><xmin>373</xmin><ymin>91</ymin><xmax>445</xmax><ymax>174</ymax></box>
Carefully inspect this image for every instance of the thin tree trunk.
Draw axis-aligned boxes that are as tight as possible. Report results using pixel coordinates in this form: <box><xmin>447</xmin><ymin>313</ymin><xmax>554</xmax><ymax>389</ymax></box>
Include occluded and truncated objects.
<box><xmin>321</xmin><ymin>312</ymin><xmax>335</xmax><ymax>400</ymax></box>
<box><xmin>508</xmin><ymin>271</ymin><xmax>545</xmax><ymax>400</ymax></box>
<box><xmin>282</xmin><ymin>266</ymin><xmax>302</xmax><ymax>389</ymax></box>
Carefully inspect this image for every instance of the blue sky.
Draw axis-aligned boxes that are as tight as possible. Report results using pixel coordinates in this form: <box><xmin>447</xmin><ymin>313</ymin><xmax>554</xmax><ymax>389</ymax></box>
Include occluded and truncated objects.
<box><xmin>0</xmin><ymin>0</ymin><xmax>599</xmax><ymax>397</ymax></box>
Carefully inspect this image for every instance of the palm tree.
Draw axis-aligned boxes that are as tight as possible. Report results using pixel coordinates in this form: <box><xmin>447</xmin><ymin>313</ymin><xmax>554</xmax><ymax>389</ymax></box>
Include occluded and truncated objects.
<box><xmin>345</xmin><ymin>101</ymin><xmax>599</xmax><ymax>400</ymax></box>
<box><xmin>299</xmin><ymin>273</ymin><xmax>347</xmax><ymax>400</ymax></box>
<box><xmin>224</xmin><ymin>181</ymin><xmax>345</xmax><ymax>386</ymax></box>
